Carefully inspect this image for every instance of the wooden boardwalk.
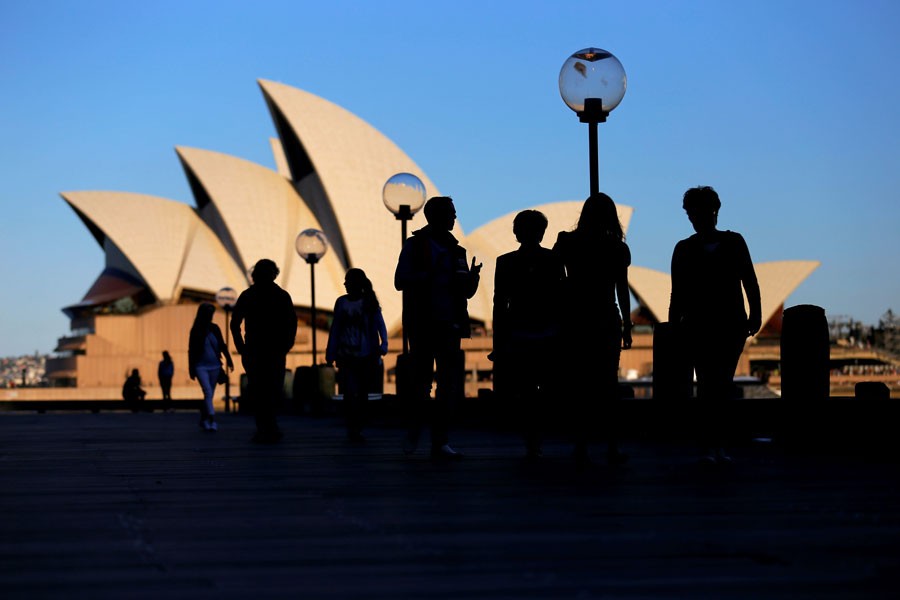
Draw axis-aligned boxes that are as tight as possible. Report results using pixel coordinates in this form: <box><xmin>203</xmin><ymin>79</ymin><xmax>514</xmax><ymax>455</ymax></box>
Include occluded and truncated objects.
<box><xmin>0</xmin><ymin>407</ymin><xmax>898</xmax><ymax>599</ymax></box>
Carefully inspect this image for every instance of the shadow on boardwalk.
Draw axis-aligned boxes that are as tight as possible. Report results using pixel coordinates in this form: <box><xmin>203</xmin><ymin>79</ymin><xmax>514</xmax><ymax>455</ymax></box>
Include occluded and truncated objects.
<box><xmin>0</xmin><ymin>410</ymin><xmax>898</xmax><ymax>599</ymax></box>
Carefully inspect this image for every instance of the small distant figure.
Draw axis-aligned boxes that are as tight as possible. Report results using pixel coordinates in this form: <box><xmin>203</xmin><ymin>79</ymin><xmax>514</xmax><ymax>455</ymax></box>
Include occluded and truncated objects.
<box><xmin>669</xmin><ymin>185</ymin><xmax>761</xmax><ymax>466</ymax></box>
<box><xmin>189</xmin><ymin>303</ymin><xmax>233</xmax><ymax>432</ymax></box>
<box><xmin>325</xmin><ymin>268</ymin><xmax>389</xmax><ymax>444</ymax></box>
<box><xmin>492</xmin><ymin>209</ymin><xmax>565</xmax><ymax>460</ymax></box>
<box><xmin>122</xmin><ymin>368</ymin><xmax>147</xmax><ymax>411</ymax></box>
<box><xmin>394</xmin><ymin>196</ymin><xmax>482</xmax><ymax>460</ymax></box>
<box><xmin>552</xmin><ymin>192</ymin><xmax>632</xmax><ymax>467</ymax></box>
<box><xmin>158</xmin><ymin>350</ymin><xmax>175</xmax><ymax>411</ymax></box>
<box><xmin>231</xmin><ymin>259</ymin><xmax>298</xmax><ymax>444</ymax></box>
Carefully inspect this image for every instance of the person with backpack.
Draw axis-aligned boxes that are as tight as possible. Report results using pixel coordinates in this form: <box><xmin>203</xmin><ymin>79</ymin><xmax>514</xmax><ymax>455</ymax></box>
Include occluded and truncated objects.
<box><xmin>325</xmin><ymin>268</ymin><xmax>389</xmax><ymax>443</ymax></box>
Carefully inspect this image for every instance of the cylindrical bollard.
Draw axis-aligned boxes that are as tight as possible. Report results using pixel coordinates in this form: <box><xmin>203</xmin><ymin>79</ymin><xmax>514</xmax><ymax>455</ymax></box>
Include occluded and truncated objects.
<box><xmin>780</xmin><ymin>304</ymin><xmax>830</xmax><ymax>402</ymax></box>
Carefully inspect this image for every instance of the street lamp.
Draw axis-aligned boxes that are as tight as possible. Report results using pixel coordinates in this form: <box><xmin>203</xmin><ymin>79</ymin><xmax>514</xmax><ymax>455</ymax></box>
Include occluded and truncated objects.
<box><xmin>383</xmin><ymin>172</ymin><xmax>426</xmax><ymax>355</ymax></box>
<box><xmin>295</xmin><ymin>228</ymin><xmax>329</xmax><ymax>365</ymax></box>
<box><xmin>383</xmin><ymin>172</ymin><xmax>426</xmax><ymax>245</ymax></box>
<box><xmin>215</xmin><ymin>286</ymin><xmax>237</xmax><ymax>413</ymax></box>
<box><xmin>558</xmin><ymin>47</ymin><xmax>626</xmax><ymax>196</ymax></box>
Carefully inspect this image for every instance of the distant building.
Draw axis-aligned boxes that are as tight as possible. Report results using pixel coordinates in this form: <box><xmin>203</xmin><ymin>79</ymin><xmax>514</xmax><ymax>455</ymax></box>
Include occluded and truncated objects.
<box><xmin>47</xmin><ymin>80</ymin><xmax>818</xmax><ymax>392</ymax></box>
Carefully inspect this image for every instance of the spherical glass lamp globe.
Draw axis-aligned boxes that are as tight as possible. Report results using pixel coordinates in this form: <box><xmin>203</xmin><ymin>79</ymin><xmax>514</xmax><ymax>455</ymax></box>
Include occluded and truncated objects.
<box><xmin>215</xmin><ymin>286</ymin><xmax>237</xmax><ymax>309</ymax></box>
<box><xmin>295</xmin><ymin>228</ymin><xmax>329</xmax><ymax>262</ymax></box>
<box><xmin>382</xmin><ymin>172</ymin><xmax>426</xmax><ymax>218</ymax></box>
<box><xmin>558</xmin><ymin>47</ymin><xmax>627</xmax><ymax>115</ymax></box>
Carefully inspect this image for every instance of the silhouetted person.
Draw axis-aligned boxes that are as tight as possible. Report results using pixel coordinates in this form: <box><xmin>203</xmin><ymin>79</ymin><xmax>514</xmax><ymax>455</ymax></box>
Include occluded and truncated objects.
<box><xmin>231</xmin><ymin>259</ymin><xmax>298</xmax><ymax>444</ymax></box>
<box><xmin>395</xmin><ymin>196</ymin><xmax>482</xmax><ymax>460</ymax></box>
<box><xmin>122</xmin><ymin>368</ymin><xmax>146</xmax><ymax>411</ymax></box>
<box><xmin>492</xmin><ymin>209</ymin><xmax>565</xmax><ymax>460</ymax></box>
<box><xmin>158</xmin><ymin>350</ymin><xmax>174</xmax><ymax>411</ymax></box>
<box><xmin>669</xmin><ymin>185</ymin><xmax>761</xmax><ymax>465</ymax></box>
<box><xmin>552</xmin><ymin>192</ymin><xmax>633</xmax><ymax>467</ymax></box>
<box><xmin>325</xmin><ymin>268</ymin><xmax>389</xmax><ymax>443</ymax></box>
<box><xmin>188</xmin><ymin>303</ymin><xmax>233</xmax><ymax>432</ymax></box>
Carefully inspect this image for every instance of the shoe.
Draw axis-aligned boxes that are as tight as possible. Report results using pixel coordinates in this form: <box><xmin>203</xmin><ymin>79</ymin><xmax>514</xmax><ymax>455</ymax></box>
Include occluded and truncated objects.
<box><xmin>207</xmin><ymin>420</ymin><xmax>218</xmax><ymax>432</ymax></box>
<box><xmin>199</xmin><ymin>419</ymin><xmax>210</xmax><ymax>431</ymax></box>
<box><xmin>698</xmin><ymin>454</ymin><xmax>717</xmax><ymax>466</ymax></box>
<box><xmin>401</xmin><ymin>431</ymin><xmax>419</xmax><ymax>455</ymax></box>
<box><xmin>715</xmin><ymin>451</ymin><xmax>733</xmax><ymax>465</ymax></box>
<box><xmin>430</xmin><ymin>444</ymin><xmax>464</xmax><ymax>461</ymax></box>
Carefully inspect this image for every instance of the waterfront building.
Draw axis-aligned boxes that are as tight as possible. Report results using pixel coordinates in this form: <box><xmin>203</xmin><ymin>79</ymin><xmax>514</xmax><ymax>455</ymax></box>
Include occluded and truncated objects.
<box><xmin>46</xmin><ymin>80</ymin><xmax>821</xmax><ymax>398</ymax></box>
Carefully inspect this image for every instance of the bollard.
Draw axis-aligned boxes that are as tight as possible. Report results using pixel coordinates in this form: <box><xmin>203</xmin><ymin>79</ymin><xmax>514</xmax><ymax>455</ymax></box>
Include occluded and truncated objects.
<box><xmin>780</xmin><ymin>304</ymin><xmax>830</xmax><ymax>402</ymax></box>
<box><xmin>779</xmin><ymin>304</ymin><xmax>830</xmax><ymax>449</ymax></box>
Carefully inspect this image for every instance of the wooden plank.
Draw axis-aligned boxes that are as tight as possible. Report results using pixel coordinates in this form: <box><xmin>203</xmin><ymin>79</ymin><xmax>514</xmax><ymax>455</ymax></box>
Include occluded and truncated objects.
<box><xmin>0</xmin><ymin>412</ymin><xmax>898</xmax><ymax>599</ymax></box>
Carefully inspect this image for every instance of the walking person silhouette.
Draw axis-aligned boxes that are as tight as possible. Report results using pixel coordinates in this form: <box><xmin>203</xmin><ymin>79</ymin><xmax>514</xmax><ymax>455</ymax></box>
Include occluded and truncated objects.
<box><xmin>552</xmin><ymin>192</ymin><xmax>633</xmax><ymax>467</ymax></box>
<box><xmin>492</xmin><ymin>209</ymin><xmax>565</xmax><ymax>460</ymax></box>
<box><xmin>325</xmin><ymin>268</ymin><xmax>389</xmax><ymax>444</ymax></box>
<box><xmin>231</xmin><ymin>259</ymin><xmax>298</xmax><ymax>444</ymax></box>
<box><xmin>394</xmin><ymin>196</ymin><xmax>482</xmax><ymax>460</ymax></box>
<box><xmin>158</xmin><ymin>350</ymin><xmax>175</xmax><ymax>412</ymax></box>
<box><xmin>188</xmin><ymin>302</ymin><xmax>233</xmax><ymax>432</ymax></box>
<box><xmin>669</xmin><ymin>186</ymin><xmax>761</xmax><ymax>465</ymax></box>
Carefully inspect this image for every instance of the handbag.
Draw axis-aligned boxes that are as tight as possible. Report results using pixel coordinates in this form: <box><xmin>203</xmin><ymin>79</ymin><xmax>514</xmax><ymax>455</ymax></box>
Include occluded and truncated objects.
<box><xmin>217</xmin><ymin>369</ymin><xmax>228</xmax><ymax>385</ymax></box>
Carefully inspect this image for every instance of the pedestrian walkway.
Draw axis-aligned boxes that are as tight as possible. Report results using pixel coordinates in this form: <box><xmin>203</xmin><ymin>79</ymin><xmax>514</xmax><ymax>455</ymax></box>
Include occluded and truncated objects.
<box><xmin>0</xmin><ymin>411</ymin><xmax>898</xmax><ymax>599</ymax></box>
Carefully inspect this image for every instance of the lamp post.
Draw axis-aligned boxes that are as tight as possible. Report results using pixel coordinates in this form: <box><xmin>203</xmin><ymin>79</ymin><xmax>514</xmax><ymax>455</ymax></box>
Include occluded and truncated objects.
<box><xmin>215</xmin><ymin>286</ymin><xmax>237</xmax><ymax>413</ymax></box>
<box><xmin>558</xmin><ymin>47</ymin><xmax>626</xmax><ymax>196</ymax></box>
<box><xmin>383</xmin><ymin>172</ymin><xmax>426</xmax><ymax>355</ymax></box>
<box><xmin>295</xmin><ymin>229</ymin><xmax>329</xmax><ymax>365</ymax></box>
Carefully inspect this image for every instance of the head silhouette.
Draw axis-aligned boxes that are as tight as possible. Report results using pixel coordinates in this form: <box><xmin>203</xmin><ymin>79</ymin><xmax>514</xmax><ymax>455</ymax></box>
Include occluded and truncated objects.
<box><xmin>423</xmin><ymin>196</ymin><xmax>456</xmax><ymax>231</ymax></box>
<box><xmin>682</xmin><ymin>186</ymin><xmax>720</xmax><ymax>234</ymax></box>
<box><xmin>344</xmin><ymin>267</ymin><xmax>380</xmax><ymax>309</ymax></box>
<box><xmin>344</xmin><ymin>267</ymin><xmax>370</xmax><ymax>296</ymax></box>
<box><xmin>575</xmin><ymin>192</ymin><xmax>623</xmax><ymax>241</ymax></box>
<box><xmin>251</xmin><ymin>259</ymin><xmax>279</xmax><ymax>284</ymax></box>
<box><xmin>513</xmin><ymin>210</ymin><xmax>548</xmax><ymax>245</ymax></box>
<box><xmin>194</xmin><ymin>302</ymin><xmax>216</xmax><ymax>326</ymax></box>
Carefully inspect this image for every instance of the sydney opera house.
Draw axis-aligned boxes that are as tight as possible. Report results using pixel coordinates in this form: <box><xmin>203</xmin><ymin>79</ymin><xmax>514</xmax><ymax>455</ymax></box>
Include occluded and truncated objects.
<box><xmin>46</xmin><ymin>79</ymin><xmax>818</xmax><ymax>398</ymax></box>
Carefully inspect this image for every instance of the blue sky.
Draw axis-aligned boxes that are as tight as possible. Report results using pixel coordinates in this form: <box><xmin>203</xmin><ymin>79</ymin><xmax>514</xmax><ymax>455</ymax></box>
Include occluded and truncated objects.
<box><xmin>1</xmin><ymin>0</ymin><xmax>898</xmax><ymax>357</ymax></box>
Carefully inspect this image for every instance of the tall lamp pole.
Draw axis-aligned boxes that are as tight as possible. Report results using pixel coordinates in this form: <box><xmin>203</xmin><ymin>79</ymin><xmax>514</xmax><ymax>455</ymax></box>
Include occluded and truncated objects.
<box><xmin>295</xmin><ymin>229</ymin><xmax>329</xmax><ymax>366</ymax></box>
<box><xmin>216</xmin><ymin>286</ymin><xmax>237</xmax><ymax>413</ymax></box>
<box><xmin>383</xmin><ymin>172</ymin><xmax>426</xmax><ymax>355</ymax></box>
<box><xmin>558</xmin><ymin>48</ymin><xmax>627</xmax><ymax>196</ymax></box>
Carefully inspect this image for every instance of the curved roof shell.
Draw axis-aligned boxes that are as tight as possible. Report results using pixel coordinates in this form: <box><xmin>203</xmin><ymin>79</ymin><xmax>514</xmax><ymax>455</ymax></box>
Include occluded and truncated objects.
<box><xmin>259</xmin><ymin>79</ymin><xmax>459</xmax><ymax>331</ymax></box>
<box><xmin>627</xmin><ymin>260</ymin><xmax>821</xmax><ymax>335</ymax></box>
<box><xmin>60</xmin><ymin>191</ymin><xmax>246</xmax><ymax>303</ymax></box>
<box><xmin>175</xmin><ymin>146</ymin><xmax>345</xmax><ymax>311</ymax></box>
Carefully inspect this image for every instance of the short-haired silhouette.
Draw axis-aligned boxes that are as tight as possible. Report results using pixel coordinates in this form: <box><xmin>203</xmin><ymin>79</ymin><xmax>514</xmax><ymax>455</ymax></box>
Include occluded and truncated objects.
<box><xmin>394</xmin><ymin>196</ymin><xmax>482</xmax><ymax>460</ymax></box>
<box><xmin>669</xmin><ymin>185</ymin><xmax>762</xmax><ymax>465</ymax></box>
<box><xmin>492</xmin><ymin>209</ymin><xmax>565</xmax><ymax>459</ymax></box>
<box><xmin>552</xmin><ymin>192</ymin><xmax>633</xmax><ymax>467</ymax></box>
<box><xmin>325</xmin><ymin>267</ymin><xmax>389</xmax><ymax>443</ymax></box>
<box><xmin>231</xmin><ymin>259</ymin><xmax>298</xmax><ymax>444</ymax></box>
